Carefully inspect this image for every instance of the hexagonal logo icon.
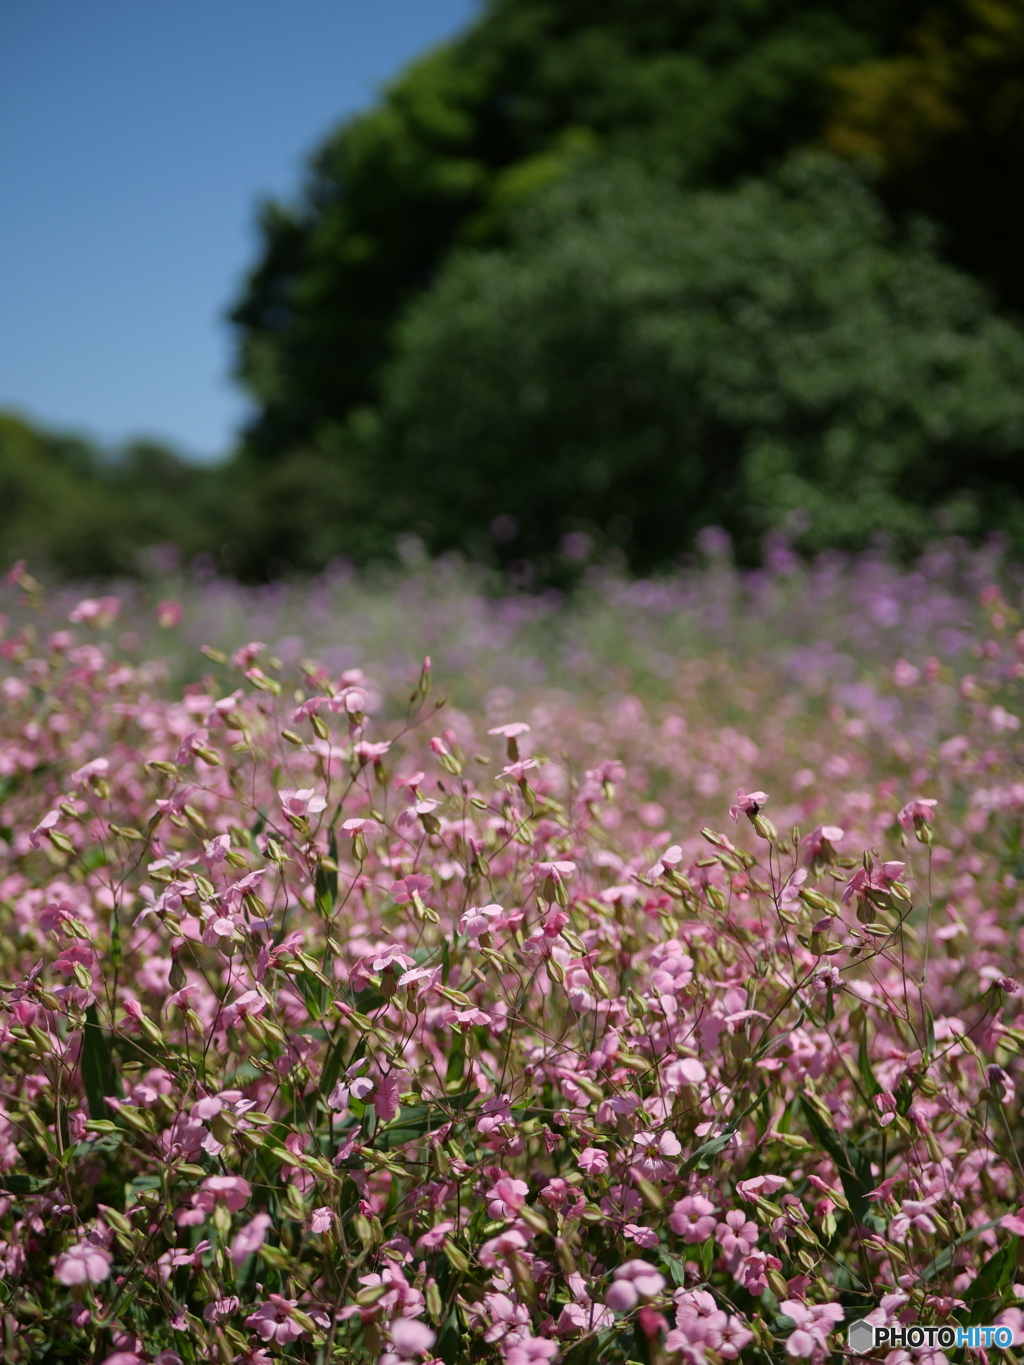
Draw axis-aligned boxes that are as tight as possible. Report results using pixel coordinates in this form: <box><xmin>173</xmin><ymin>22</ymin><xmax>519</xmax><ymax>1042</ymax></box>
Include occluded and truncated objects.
<box><xmin>847</xmin><ymin>1320</ymin><xmax>875</xmax><ymax>1353</ymax></box>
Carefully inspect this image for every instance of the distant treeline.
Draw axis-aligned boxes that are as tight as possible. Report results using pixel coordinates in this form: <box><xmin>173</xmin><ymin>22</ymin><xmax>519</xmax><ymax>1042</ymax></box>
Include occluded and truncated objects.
<box><xmin>10</xmin><ymin>0</ymin><xmax>1024</xmax><ymax>580</ymax></box>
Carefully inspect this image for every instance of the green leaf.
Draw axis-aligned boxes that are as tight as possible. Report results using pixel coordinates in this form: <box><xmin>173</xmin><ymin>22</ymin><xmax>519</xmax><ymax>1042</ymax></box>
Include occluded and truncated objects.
<box><xmin>319</xmin><ymin>1031</ymin><xmax>346</xmax><ymax>1106</ymax></box>
<box><xmin>80</xmin><ymin>845</ymin><xmax>108</xmax><ymax>872</ymax></box>
<box><xmin>435</xmin><ymin>1299</ymin><xmax>461</xmax><ymax>1364</ymax></box>
<box><xmin>110</xmin><ymin>906</ymin><xmax>122</xmax><ymax>973</ymax></box>
<box><xmin>445</xmin><ymin>1033</ymin><xmax>465</xmax><ymax>1087</ymax></box>
<box><xmin>315</xmin><ymin>859</ymin><xmax>336</xmax><ymax>918</ymax></box>
<box><xmin>857</xmin><ymin>1022</ymin><xmax>882</xmax><ymax>1097</ymax></box>
<box><xmin>658</xmin><ymin>1249</ymin><xmax>688</xmax><ymax>1287</ymax></box>
<box><xmin>374</xmin><ymin>1104</ymin><xmax>457</xmax><ymax>1151</ymax></box>
<box><xmin>966</xmin><ymin>1238</ymin><xmax>1018</xmax><ymax>1322</ymax></box>
<box><xmin>923</xmin><ymin>1001</ymin><xmax>936</xmax><ymax>1060</ymax></box>
<box><xmin>679</xmin><ymin>1129</ymin><xmax>733</xmax><ymax>1176</ymax></box>
<box><xmin>799</xmin><ymin>1096</ymin><xmax>873</xmax><ymax>1222</ymax></box>
<box><xmin>921</xmin><ymin>1218</ymin><xmax>1004</xmax><ymax>1280</ymax></box>
<box><xmin>2</xmin><ymin>1173</ymin><xmax>51</xmax><ymax>1195</ymax></box>
<box><xmin>294</xmin><ymin>970</ymin><xmax>324</xmax><ymax>1021</ymax></box>
<box><xmin>81</xmin><ymin>1003</ymin><xmax>120</xmax><ymax>1121</ymax></box>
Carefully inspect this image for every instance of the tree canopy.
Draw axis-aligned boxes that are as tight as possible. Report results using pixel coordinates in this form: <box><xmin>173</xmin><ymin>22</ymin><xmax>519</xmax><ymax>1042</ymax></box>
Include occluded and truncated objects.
<box><xmin>370</xmin><ymin>155</ymin><xmax>1024</xmax><ymax>570</ymax></box>
<box><xmin>230</xmin><ymin>0</ymin><xmax>923</xmax><ymax>458</ymax></box>
<box><xmin>12</xmin><ymin>1</ymin><xmax>1024</xmax><ymax>580</ymax></box>
<box><xmin>0</xmin><ymin>414</ymin><xmax>218</xmax><ymax>579</ymax></box>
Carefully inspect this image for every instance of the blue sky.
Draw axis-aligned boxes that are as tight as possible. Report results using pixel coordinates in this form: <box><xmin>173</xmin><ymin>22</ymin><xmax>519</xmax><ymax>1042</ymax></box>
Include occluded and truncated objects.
<box><xmin>0</xmin><ymin>0</ymin><xmax>477</xmax><ymax>459</ymax></box>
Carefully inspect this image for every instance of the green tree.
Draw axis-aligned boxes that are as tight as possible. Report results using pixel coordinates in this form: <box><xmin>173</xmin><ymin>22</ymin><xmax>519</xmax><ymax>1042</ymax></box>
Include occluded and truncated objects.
<box><xmin>365</xmin><ymin>156</ymin><xmax>1024</xmax><ymax>570</ymax></box>
<box><xmin>826</xmin><ymin>0</ymin><xmax>1024</xmax><ymax>309</ymax></box>
<box><xmin>0</xmin><ymin>413</ymin><xmax>219</xmax><ymax>578</ymax></box>
<box><xmin>231</xmin><ymin>0</ymin><xmax>918</xmax><ymax>458</ymax></box>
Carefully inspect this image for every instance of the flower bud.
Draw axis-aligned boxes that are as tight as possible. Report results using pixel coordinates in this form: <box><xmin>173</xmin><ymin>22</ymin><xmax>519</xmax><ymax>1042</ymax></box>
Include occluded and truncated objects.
<box><xmin>752</xmin><ymin>814</ymin><xmax>777</xmax><ymax>841</ymax></box>
<box><xmin>767</xmin><ymin>1270</ymin><xmax>789</xmax><ymax>1298</ymax></box>
<box><xmin>443</xmin><ymin>1240</ymin><xmax>469</xmax><ymax>1272</ymax></box>
<box><xmin>426</xmin><ymin>1279</ymin><xmax>443</xmax><ymax>1322</ymax></box>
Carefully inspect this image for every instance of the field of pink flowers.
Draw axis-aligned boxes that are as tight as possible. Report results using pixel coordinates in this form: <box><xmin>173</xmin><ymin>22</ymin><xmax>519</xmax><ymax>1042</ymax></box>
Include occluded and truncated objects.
<box><xmin>3</xmin><ymin>541</ymin><xmax>1024</xmax><ymax>1365</ymax></box>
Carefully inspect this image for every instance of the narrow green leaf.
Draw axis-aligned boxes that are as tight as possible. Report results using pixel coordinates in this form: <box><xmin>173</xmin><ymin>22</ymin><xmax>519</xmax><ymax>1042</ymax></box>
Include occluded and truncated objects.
<box><xmin>858</xmin><ymin>1022</ymin><xmax>882</xmax><ymax>1097</ymax></box>
<box><xmin>800</xmin><ymin>1097</ymin><xmax>873</xmax><ymax>1222</ymax></box>
<box><xmin>658</xmin><ymin>1249</ymin><xmax>688</xmax><ymax>1287</ymax></box>
<box><xmin>966</xmin><ymin>1238</ymin><xmax>1018</xmax><ymax>1322</ymax></box>
<box><xmin>924</xmin><ymin>1001</ymin><xmax>936</xmax><ymax>1060</ymax></box>
<box><xmin>110</xmin><ymin>907</ymin><xmax>122</xmax><ymax>973</ymax></box>
<box><xmin>445</xmin><ymin>1033</ymin><xmax>465</xmax><ymax>1086</ymax></box>
<box><xmin>436</xmin><ymin>1300</ymin><xmax>461</xmax><ymax>1364</ymax></box>
<box><xmin>295</xmin><ymin>970</ymin><xmax>324</xmax><ymax>1021</ymax></box>
<box><xmin>319</xmin><ymin>1031</ymin><xmax>346</xmax><ymax>1106</ymax></box>
<box><xmin>81</xmin><ymin>1004</ymin><xmax>119</xmax><ymax>1121</ymax></box>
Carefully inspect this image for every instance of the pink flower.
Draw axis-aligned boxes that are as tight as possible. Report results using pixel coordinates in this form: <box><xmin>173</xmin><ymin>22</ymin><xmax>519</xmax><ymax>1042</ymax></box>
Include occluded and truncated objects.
<box><xmin>487</xmin><ymin>1177</ymin><xmax>529</xmax><ymax>1219</ymax></box>
<box><xmin>840</xmin><ymin>860</ymin><xmax>905</xmax><ymax>905</ymax></box>
<box><xmin>196</xmin><ymin>1175</ymin><xmax>250</xmax><ymax>1212</ymax></box>
<box><xmin>232</xmin><ymin>640</ymin><xmax>265</xmax><ymax>668</ymax></box>
<box><xmin>390</xmin><ymin>874</ymin><xmax>432</xmax><ymax>904</ymax></box>
<box><xmin>354</xmin><ymin>739</ymin><xmax>391</xmax><ymax>762</ymax></box>
<box><xmin>897</xmin><ymin>797</ymin><xmax>937</xmax><ymax>829</ymax></box>
<box><xmin>670</xmin><ymin>1194</ymin><xmax>717</xmax><ymax>1243</ymax></box>
<box><xmin>458</xmin><ymin>903</ymin><xmax>503</xmax><ymax>937</ymax></box>
<box><xmin>222</xmin><ymin>990</ymin><xmax>266</xmax><ymax>1027</ymax></box>
<box><xmin>478</xmin><ymin>1227</ymin><xmax>530</xmax><ymax>1268</ymax></box>
<box><xmin>557</xmin><ymin>1300</ymin><xmax>615</xmax><ymax>1335</ymax></box>
<box><xmin>500</xmin><ymin>759</ymin><xmax>538</xmax><ymax>781</ymax></box>
<box><xmin>781</xmin><ymin>1300</ymin><xmax>844</xmax><ymax>1358</ymax></box>
<box><xmin>203</xmin><ymin>1296</ymin><xmax>240</xmax><ymax>1322</ymax></box>
<box><xmin>995</xmin><ymin>1308</ymin><xmax>1024</xmax><ymax>1347</ymax></box>
<box><xmin>417</xmin><ymin>1220</ymin><xmax>455</xmax><ymax>1250</ymax></box>
<box><xmin>55</xmin><ymin>1241</ymin><xmax>113</xmax><ymax>1285</ymax></box>
<box><xmin>155</xmin><ymin>599</ymin><xmax>183</xmax><ymax>628</ymax></box>
<box><xmin>370</xmin><ymin>944</ymin><xmax>415</xmax><ymax>972</ymax></box>
<box><xmin>893</xmin><ymin>659</ymin><xmax>920</xmax><ymax>688</ymax></box>
<box><xmin>729</xmin><ymin>788</ymin><xmax>769</xmax><ymax>822</ymax></box>
<box><xmin>69</xmin><ymin>595</ymin><xmax>120</xmax><ymax>626</ymax></box>
<box><xmin>389</xmin><ymin>1318</ymin><xmax>436</xmax><ymax>1357</ymax></box>
<box><xmin>578</xmin><ymin>1147</ymin><xmax>609</xmax><ymax>1175</ymax></box>
<box><xmin>716</xmin><ymin>1210</ymin><xmax>758</xmax><ymax>1260</ymax></box>
<box><xmin>72</xmin><ymin>757</ymin><xmax>110</xmax><ymax>784</ymax></box>
<box><xmin>488</xmin><ymin>722</ymin><xmax>531</xmax><ymax>738</ymax></box>
<box><xmin>669</xmin><ymin>1312</ymin><xmax>754</xmax><ymax>1360</ymax></box>
<box><xmin>309</xmin><ymin>1207</ymin><xmax>334</xmax><ymax>1234</ymax></box>
<box><xmin>532</xmin><ymin>860</ymin><xmax>576</xmax><ymax>883</ymax></box>
<box><xmin>624</xmin><ymin>1224</ymin><xmax>660</xmax><ymax>1249</ymax></box>
<box><xmin>30</xmin><ymin>809</ymin><xmax>60</xmax><ymax>848</ymax></box>
<box><xmin>374</xmin><ymin>1075</ymin><xmax>401</xmax><ymax>1123</ymax></box>
<box><xmin>736</xmin><ymin>1175</ymin><xmax>787</xmax><ymax>1201</ymax></box>
<box><xmin>342</xmin><ymin>817</ymin><xmax>381</xmax><ymax>836</ymax></box>
<box><xmin>874</xmin><ymin>1090</ymin><xmax>898</xmax><ymax>1126</ymax></box>
<box><xmin>505</xmin><ymin>1340</ymin><xmax>559</xmax><ymax>1364</ymax></box>
<box><xmin>230</xmin><ymin>1212</ymin><xmax>272</xmax><ymax>1266</ymax></box>
<box><xmin>605</xmin><ymin>1260</ymin><xmax>666</xmax><ymax>1313</ymax></box>
<box><xmin>889</xmin><ymin>1199</ymin><xmax>937</xmax><ymax>1240</ymax></box>
<box><xmin>803</xmin><ymin>825</ymin><xmax>844</xmax><ymax>862</ymax></box>
<box><xmin>735</xmin><ymin>1250</ymin><xmax>780</xmax><ymax>1295</ymax></box>
<box><xmin>631</xmin><ymin>1129</ymin><xmax>681</xmax><ymax>1180</ymax></box>
<box><xmin>245</xmin><ymin>1296</ymin><xmax>308</xmax><ymax>1345</ymax></box>
<box><xmin>278</xmin><ymin>788</ymin><xmax>327</xmax><ymax>817</ymax></box>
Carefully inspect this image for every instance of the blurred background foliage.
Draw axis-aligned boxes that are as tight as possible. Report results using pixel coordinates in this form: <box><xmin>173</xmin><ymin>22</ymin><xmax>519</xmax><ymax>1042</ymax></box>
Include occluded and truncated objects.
<box><xmin>7</xmin><ymin>0</ymin><xmax>1024</xmax><ymax>581</ymax></box>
